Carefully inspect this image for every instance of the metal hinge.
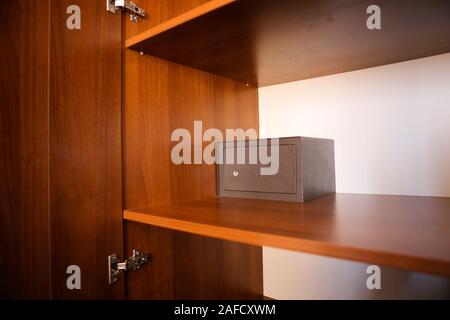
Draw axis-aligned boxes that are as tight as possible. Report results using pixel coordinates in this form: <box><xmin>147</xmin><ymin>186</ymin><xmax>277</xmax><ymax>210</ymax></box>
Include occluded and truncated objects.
<box><xmin>108</xmin><ymin>249</ymin><xmax>150</xmax><ymax>284</ymax></box>
<box><xmin>106</xmin><ymin>0</ymin><xmax>145</xmax><ymax>23</ymax></box>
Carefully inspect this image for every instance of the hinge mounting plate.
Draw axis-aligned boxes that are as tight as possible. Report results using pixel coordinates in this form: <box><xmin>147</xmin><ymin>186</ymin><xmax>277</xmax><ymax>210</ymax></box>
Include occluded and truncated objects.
<box><xmin>107</xmin><ymin>0</ymin><xmax>145</xmax><ymax>22</ymax></box>
<box><xmin>108</xmin><ymin>249</ymin><xmax>150</xmax><ymax>284</ymax></box>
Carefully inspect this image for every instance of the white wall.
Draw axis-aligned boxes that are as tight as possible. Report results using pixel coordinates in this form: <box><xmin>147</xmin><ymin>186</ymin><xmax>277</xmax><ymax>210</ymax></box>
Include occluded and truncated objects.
<box><xmin>259</xmin><ymin>53</ymin><xmax>450</xmax><ymax>299</ymax></box>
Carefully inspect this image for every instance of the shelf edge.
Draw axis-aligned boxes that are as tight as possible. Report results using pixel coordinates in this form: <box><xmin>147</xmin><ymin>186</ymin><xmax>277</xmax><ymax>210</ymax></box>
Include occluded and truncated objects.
<box><xmin>123</xmin><ymin>209</ymin><xmax>450</xmax><ymax>278</ymax></box>
<box><xmin>125</xmin><ymin>0</ymin><xmax>236</xmax><ymax>49</ymax></box>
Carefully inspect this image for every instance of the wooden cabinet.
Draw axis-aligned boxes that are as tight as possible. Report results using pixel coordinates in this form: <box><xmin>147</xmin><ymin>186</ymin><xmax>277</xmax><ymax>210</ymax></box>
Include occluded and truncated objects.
<box><xmin>121</xmin><ymin>0</ymin><xmax>450</xmax><ymax>298</ymax></box>
<box><xmin>1</xmin><ymin>0</ymin><xmax>449</xmax><ymax>299</ymax></box>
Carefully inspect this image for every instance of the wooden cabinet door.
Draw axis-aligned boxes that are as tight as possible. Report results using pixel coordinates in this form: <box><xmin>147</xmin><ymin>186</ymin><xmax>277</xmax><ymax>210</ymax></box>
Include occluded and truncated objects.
<box><xmin>0</xmin><ymin>0</ymin><xmax>52</xmax><ymax>299</ymax></box>
<box><xmin>49</xmin><ymin>0</ymin><xmax>123</xmax><ymax>299</ymax></box>
<box><xmin>1</xmin><ymin>0</ymin><xmax>123</xmax><ymax>299</ymax></box>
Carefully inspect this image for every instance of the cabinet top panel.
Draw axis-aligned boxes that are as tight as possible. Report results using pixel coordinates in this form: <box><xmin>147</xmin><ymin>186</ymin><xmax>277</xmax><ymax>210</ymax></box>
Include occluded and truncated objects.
<box><xmin>126</xmin><ymin>0</ymin><xmax>450</xmax><ymax>86</ymax></box>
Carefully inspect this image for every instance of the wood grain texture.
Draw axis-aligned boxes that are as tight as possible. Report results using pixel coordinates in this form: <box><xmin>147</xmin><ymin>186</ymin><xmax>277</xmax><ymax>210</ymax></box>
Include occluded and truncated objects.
<box><xmin>172</xmin><ymin>229</ymin><xmax>262</xmax><ymax>299</ymax></box>
<box><xmin>50</xmin><ymin>0</ymin><xmax>123</xmax><ymax>299</ymax></box>
<box><xmin>127</xmin><ymin>0</ymin><xmax>450</xmax><ymax>86</ymax></box>
<box><xmin>0</xmin><ymin>0</ymin><xmax>51</xmax><ymax>299</ymax></box>
<box><xmin>125</xmin><ymin>0</ymin><xmax>235</xmax><ymax>46</ymax></box>
<box><xmin>213</xmin><ymin>76</ymin><xmax>259</xmax><ymax>135</ymax></box>
<box><xmin>124</xmin><ymin>194</ymin><xmax>450</xmax><ymax>277</ymax></box>
<box><xmin>123</xmin><ymin>49</ymin><xmax>261</xmax><ymax>299</ymax></box>
<box><xmin>124</xmin><ymin>0</ymin><xmax>216</xmax><ymax>40</ymax></box>
<box><xmin>125</xmin><ymin>221</ymin><xmax>263</xmax><ymax>299</ymax></box>
<box><xmin>123</xmin><ymin>50</ymin><xmax>259</xmax><ymax>209</ymax></box>
<box><xmin>125</xmin><ymin>222</ymin><xmax>175</xmax><ymax>299</ymax></box>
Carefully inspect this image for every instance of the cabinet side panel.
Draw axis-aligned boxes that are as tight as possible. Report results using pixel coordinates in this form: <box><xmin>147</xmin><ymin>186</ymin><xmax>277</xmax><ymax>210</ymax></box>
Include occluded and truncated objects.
<box><xmin>125</xmin><ymin>222</ymin><xmax>175</xmax><ymax>299</ymax></box>
<box><xmin>123</xmin><ymin>50</ymin><xmax>262</xmax><ymax>298</ymax></box>
<box><xmin>123</xmin><ymin>51</ymin><xmax>171</xmax><ymax>209</ymax></box>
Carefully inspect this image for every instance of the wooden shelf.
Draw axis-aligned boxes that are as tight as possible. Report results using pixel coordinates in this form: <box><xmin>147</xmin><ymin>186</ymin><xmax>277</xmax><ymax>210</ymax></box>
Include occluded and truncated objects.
<box><xmin>126</xmin><ymin>0</ymin><xmax>450</xmax><ymax>87</ymax></box>
<box><xmin>124</xmin><ymin>194</ymin><xmax>450</xmax><ymax>277</ymax></box>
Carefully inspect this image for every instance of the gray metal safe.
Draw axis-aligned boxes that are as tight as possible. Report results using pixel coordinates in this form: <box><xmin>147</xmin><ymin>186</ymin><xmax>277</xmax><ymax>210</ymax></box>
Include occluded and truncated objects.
<box><xmin>217</xmin><ymin>137</ymin><xmax>335</xmax><ymax>202</ymax></box>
